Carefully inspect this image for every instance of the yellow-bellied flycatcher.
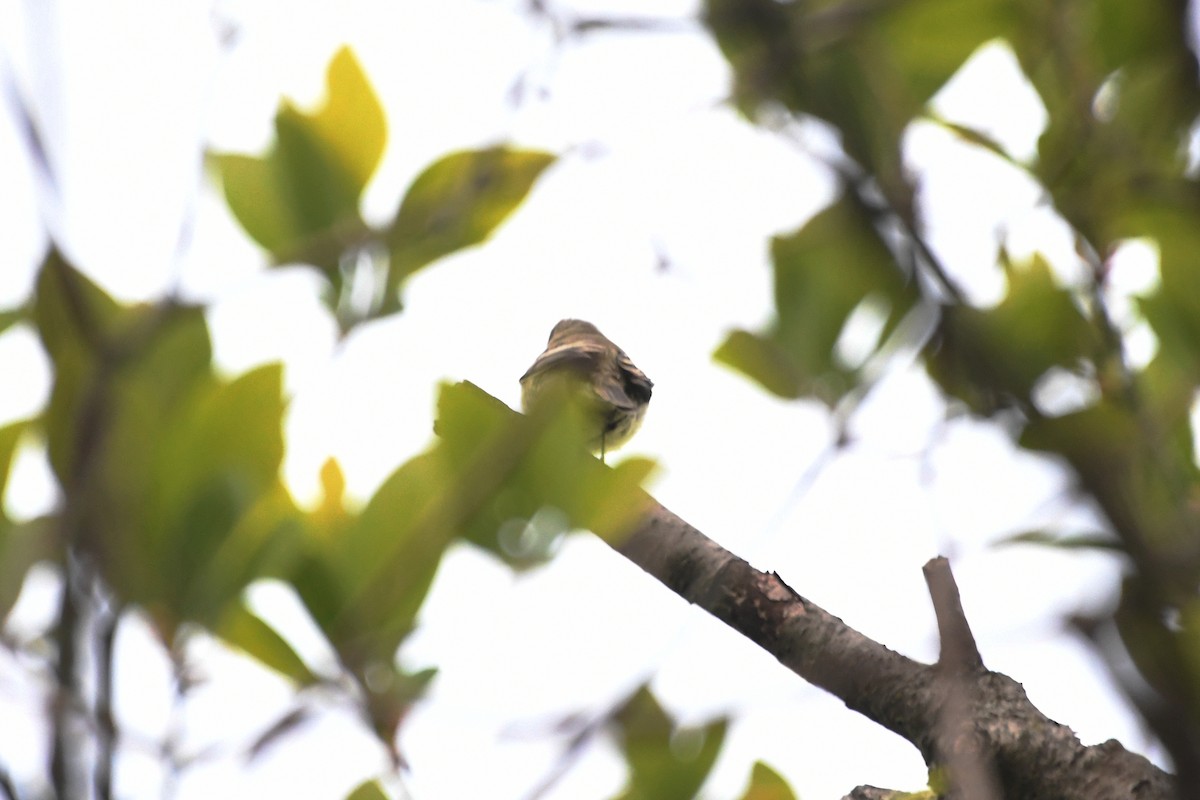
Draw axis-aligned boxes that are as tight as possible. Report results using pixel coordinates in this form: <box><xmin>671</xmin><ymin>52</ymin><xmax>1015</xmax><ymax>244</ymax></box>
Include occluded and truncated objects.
<box><xmin>520</xmin><ymin>319</ymin><xmax>652</xmax><ymax>460</ymax></box>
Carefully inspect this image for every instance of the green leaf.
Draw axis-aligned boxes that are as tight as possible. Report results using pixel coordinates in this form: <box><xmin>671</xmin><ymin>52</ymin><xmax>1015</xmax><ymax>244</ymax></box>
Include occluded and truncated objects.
<box><xmin>737</xmin><ymin>762</ymin><xmax>797</xmax><ymax>800</ymax></box>
<box><xmin>0</xmin><ymin>307</ymin><xmax>23</xmax><ymax>337</ymax></box>
<box><xmin>433</xmin><ymin>381</ymin><xmax>655</xmax><ymax>561</ymax></box>
<box><xmin>876</xmin><ymin>0</ymin><xmax>1012</xmax><ymax>106</ymax></box>
<box><xmin>706</xmin><ymin>0</ymin><xmax>1010</xmax><ymax>190</ymax></box>
<box><xmin>0</xmin><ymin>421</ymin><xmax>53</xmax><ymax>623</ymax></box>
<box><xmin>140</xmin><ymin>365</ymin><xmax>292</xmax><ymax>630</ymax></box>
<box><xmin>715</xmin><ymin>194</ymin><xmax>917</xmax><ymax>404</ymax></box>
<box><xmin>34</xmin><ymin>251</ymin><xmax>290</xmax><ymax>639</ymax></box>
<box><xmin>287</xmin><ymin>380</ymin><xmax>654</xmax><ymax>748</ymax></box>
<box><xmin>1013</xmin><ymin>0</ymin><xmax>1200</xmax><ymax>251</ymax></box>
<box><xmin>360</xmin><ymin>664</ymin><xmax>437</xmax><ymax>752</ymax></box>
<box><xmin>0</xmin><ymin>516</ymin><xmax>56</xmax><ymax>624</ymax></box>
<box><xmin>216</xmin><ymin>46</ymin><xmax>384</xmax><ymax>271</ymax></box>
<box><xmin>1020</xmin><ymin>400</ymin><xmax>1199</xmax><ymax>565</ymax></box>
<box><xmin>993</xmin><ymin>529</ymin><xmax>1124</xmax><ymax>552</ymax></box>
<box><xmin>1127</xmin><ymin>202</ymin><xmax>1200</xmax><ymax>383</ymax></box>
<box><xmin>33</xmin><ymin>250</ymin><xmax>122</xmax><ymax>483</ymax></box>
<box><xmin>927</xmin><ymin>254</ymin><xmax>1097</xmax><ymax>414</ymax></box>
<box><xmin>217</xmin><ymin>602</ymin><xmax>316</xmax><ymax>684</ymax></box>
<box><xmin>714</xmin><ymin>330</ymin><xmax>804</xmax><ymax>400</ymax></box>
<box><xmin>0</xmin><ymin>419</ymin><xmax>28</xmax><ymax>508</ymax></box>
<box><xmin>324</xmin><ymin>449</ymin><xmax>455</xmax><ymax>659</ymax></box>
<box><xmin>307</xmin><ymin>47</ymin><xmax>388</xmax><ymax>192</ymax></box>
<box><xmin>344</xmin><ymin>780</ymin><xmax>390</xmax><ymax>800</ymax></box>
<box><xmin>612</xmin><ymin>686</ymin><xmax>727</xmax><ymax>800</ymax></box>
<box><xmin>385</xmin><ymin>147</ymin><xmax>555</xmax><ymax>297</ymax></box>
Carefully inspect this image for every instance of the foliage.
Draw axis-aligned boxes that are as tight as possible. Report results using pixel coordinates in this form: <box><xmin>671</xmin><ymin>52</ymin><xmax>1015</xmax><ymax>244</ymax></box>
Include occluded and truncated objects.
<box><xmin>215</xmin><ymin>46</ymin><xmax>555</xmax><ymax>331</ymax></box>
<box><xmin>705</xmin><ymin>0</ymin><xmax>1200</xmax><ymax>778</ymax></box>
<box><xmin>5</xmin><ymin>0</ymin><xmax>1200</xmax><ymax>796</ymax></box>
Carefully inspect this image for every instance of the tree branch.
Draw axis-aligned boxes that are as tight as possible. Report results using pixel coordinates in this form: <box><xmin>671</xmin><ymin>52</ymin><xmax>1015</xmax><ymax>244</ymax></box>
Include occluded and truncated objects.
<box><xmin>923</xmin><ymin>556</ymin><xmax>1001</xmax><ymax>800</ymax></box>
<box><xmin>612</xmin><ymin>499</ymin><xmax>1175</xmax><ymax>799</ymax></box>
<box><xmin>92</xmin><ymin>589</ymin><xmax>118</xmax><ymax>800</ymax></box>
<box><xmin>50</xmin><ymin>554</ymin><xmax>81</xmax><ymax>800</ymax></box>
<box><xmin>924</xmin><ymin>557</ymin><xmax>982</xmax><ymax>675</ymax></box>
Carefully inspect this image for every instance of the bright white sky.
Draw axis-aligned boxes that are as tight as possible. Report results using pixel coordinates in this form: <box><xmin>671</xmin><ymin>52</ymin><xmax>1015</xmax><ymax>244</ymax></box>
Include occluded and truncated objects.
<box><xmin>0</xmin><ymin>0</ymin><xmax>1175</xmax><ymax>798</ymax></box>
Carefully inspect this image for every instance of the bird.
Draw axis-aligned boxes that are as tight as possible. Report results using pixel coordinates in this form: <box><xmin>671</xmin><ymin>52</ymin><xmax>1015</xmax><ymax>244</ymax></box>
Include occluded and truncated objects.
<box><xmin>520</xmin><ymin>319</ymin><xmax>653</xmax><ymax>461</ymax></box>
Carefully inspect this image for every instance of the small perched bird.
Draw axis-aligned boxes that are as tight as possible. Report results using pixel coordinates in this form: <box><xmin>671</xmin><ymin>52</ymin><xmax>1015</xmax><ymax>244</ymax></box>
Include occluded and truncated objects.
<box><xmin>520</xmin><ymin>319</ymin><xmax>653</xmax><ymax>460</ymax></box>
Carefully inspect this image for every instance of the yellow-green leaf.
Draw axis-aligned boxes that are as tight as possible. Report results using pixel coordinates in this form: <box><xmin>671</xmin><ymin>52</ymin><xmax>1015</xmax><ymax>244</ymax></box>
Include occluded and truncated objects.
<box><xmin>613</xmin><ymin>686</ymin><xmax>728</xmax><ymax>800</ymax></box>
<box><xmin>928</xmin><ymin>254</ymin><xmax>1098</xmax><ymax>413</ymax></box>
<box><xmin>344</xmin><ymin>780</ymin><xmax>390</xmax><ymax>800</ymax></box>
<box><xmin>217</xmin><ymin>603</ymin><xmax>316</xmax><ymax>684</ymax></box>
<box><xmin>215</xmin><ymin>46</ymin><xmax>384</xmax><ymax>270</ymax></box>
<box><xmin>716</xmin><ymin>194</ymin><xmax>917</xmax><ymax>404</ymax></box>
<box><xmin>386</xmin><ymin>147</ymin><xmax>555</xmax><ymax>292</ymax></box>
<box><xmin>737</xmin><ymin>762</ymin><xmax>797</xmax><ymax>800</ymax></box>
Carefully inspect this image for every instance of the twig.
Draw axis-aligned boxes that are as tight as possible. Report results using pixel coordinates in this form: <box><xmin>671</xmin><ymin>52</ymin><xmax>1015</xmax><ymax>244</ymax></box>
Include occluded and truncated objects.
<box><xmin>0</xmin><ymin>763</ymin><xmax>19</xmax><ymax>800</ymax></box>
<box><xmin>923</xmin><ymin>557</ymin><xmax>982</xmax><ymax>674</ymax></box>
<box><xmin>49</xmin><ymin>555</ymin><xmax>81</xmax><ymax>800</ymax></box>
<box><xmin>519</xmin><ymin>714</ymin><xmax>608</xmax><ymax>800</ymax></box>
<box><xmin>92</xmin><ymin>587</ymin><xmax>119</xmax><ymax>800</ymax></box>
<box><xmin>923</xmin><ymin>557</ymin><xmax>1000</xmax><ymax>800</ymax></box>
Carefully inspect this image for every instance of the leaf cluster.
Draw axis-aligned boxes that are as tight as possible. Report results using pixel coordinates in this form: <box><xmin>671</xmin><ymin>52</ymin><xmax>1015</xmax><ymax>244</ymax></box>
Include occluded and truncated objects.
<box><xmin>705</xmin><ymin>0</ymin><xmax>1200</xmax><ymax>780</ymax></box>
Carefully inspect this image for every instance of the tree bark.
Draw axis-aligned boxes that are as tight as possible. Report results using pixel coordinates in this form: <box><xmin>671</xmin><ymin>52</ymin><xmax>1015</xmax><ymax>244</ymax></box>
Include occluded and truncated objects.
<box><xmin>613</xmin><ymin>499</ymin><xmax>1176</xmax><ymax>800</ymax></box>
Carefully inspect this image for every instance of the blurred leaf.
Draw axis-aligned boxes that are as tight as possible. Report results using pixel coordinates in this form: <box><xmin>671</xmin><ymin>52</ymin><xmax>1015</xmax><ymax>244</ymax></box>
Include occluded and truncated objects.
<box><xmin>927</xmin><ymin>254</ymin><xmax>1097</xmax><ymax>414</ymax></box>
<box><xmin>0</xmin><ymin>421</ymin><xmax>54</xmax><ymax>622</ymax></box>
<box><xmin>0</xmin><ymin>419</ymin><xmax>28</xmax><ymax>505</ymax></box>
<box><xmin>323</xmin><ymin>449</ymin><xmax>455</xmax><ymax>659</ymax></box>
<box><xmin>0</xmin><ymin>516</ymin><xmax>56</xmax><ymax>624</ymax></box>
<box><xmin>1021</xmin><ymin>400</ymin><xmax>1200</xmax><ymax>571</ymax></box>
<box><xmin>32</xmin><ymin>253</ymin><xmax>296</xmax><ymax>642</ymax></box>
<box><xmin>611</xmin><ymin>686</ymin><xmax>727</xmax><ymax>800</ymax></box>
<box><xmin>878</xmin><ymin>0</ymin><xmax>1012</xmax><ymax>106</ymax></box>
<box><xmin>1128</xmin><ymin>202</ymin><xmax>1200</xmax><ymax>387</ymax></box>
<box><xmin>737</xmin><ymin>761</ymin><xmax>797</xmax><ymax>800</ymax></box>
<box><xmin>216</xmin><ymin>46</ymin><xmax>383</xmax><ymax>273</ymax></box>
<box><xmin>714</xmin><ymin>331</ymin><xmax>803</xmax><ymax>399</ymax></box>
<box><xmin>345</xmin><ymin>780</ymin><xmax>390</xmax><ymax>800</ymax></box>
<box><xmin>287</xmin><ymin>379</ymin><xmax>653</xmax><ymax>749</ymax></box>
<box><xmin>33</xmin><ymin>250</ymin><xmax>122</xmax><ymax>483</ymax></box>
<box><xmin>933</xmin><ymin>117</ymin><xmax>1021</xmax><ymax>164</ymax></box>
<box><xmin>385</xmin><ymin>147</ymin><xmax>555</xmax><ymax>303</ymax></box>
<box><xmin>716</xmin><ymin>194</ymin><xmax>917</xmax><ymax>404</ymax></box>
<box><xmin>0</xmin><ymin>307</ymin><xmax>23</xmax><ymax>337</ymax></box>
<box><xmin>993</xmin><ymin>529</ymin><xmax>1124</xmax><ymax>552</ymax></box>
<box><xmin>434</xmin><ymin>381</ymin><xmax>655</xmax><ymax>560</ymax></box>
<box><xmin>217</xmin><ymin>602</ymin><xmax>316</xmax><ymax>684</ymax></box>
<box><xmin>314</xmin><ymin>457</ymin><xmax>350</xmax><ymax>532</ymax></box>
<box><xmin>1114</xmin><ymin>580</ymin><xmax>1200</xmax><ymax>721</ymax></box>
<box><xmin>1013</xmin><ymin>1</ymin><xmax>1200</xmax><ymax>250</ymax></box>
<box><xmin>247</xmin><ymin>707</ymin><xmax>313</xmax><ymax>762</ymax></box>
<box><xmin>706</xmin><ymin>0</ymin><xmax>1009</xmax><ymax>200</ymax></box>
<box><xmin>359</xmin><ymin>663</ymin><xmax>437</xmax><ymax>753</ymax></box>
<box><xmin>1177</xmin><ymin>599</ymin><xmax>1200</xmax><ymax>692</ymax></box>
<box><xmin>307</xmin><ymin>47</ymin><xmax>388</xmax><ymax>191</ymax></box>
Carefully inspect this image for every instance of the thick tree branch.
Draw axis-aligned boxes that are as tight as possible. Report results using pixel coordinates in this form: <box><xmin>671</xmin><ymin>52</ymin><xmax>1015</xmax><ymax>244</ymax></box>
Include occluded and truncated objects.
<box><xmin>613</xmin><ymin>499</ymin><xmax>1175</xmax><ymax>800</ymax></box>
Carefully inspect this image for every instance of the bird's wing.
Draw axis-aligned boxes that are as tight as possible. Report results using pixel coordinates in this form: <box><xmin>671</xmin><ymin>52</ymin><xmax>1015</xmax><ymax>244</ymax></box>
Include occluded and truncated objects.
<box><xmin>618</xmin><ymin>352</ymin><xmax>653</xmax><ymax>402</ymax></box>
<box><xmin>519</xmin><ymin>341</ymin><xmax>605</xmax><ymax>383</ymax></box>
<box><xmin>592</xmin><ymin>352</ymin><xmax>653</xmax><ymax>411</ymax></box>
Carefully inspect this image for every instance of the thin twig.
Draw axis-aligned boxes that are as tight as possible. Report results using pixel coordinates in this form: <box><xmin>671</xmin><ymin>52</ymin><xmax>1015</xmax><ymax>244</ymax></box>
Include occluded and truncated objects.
<box><xmin>0</xmin><ymin>763</ymin><xmax>19</xmax><ymax>800</ymax></box>
<box><xmin>923</xmin><ymin>557</ymin><xmax>982</xmax><ymax>674</ymax></box>
<box><xmin>49</xmin><ymin>556</ymin><xmax>80</xmax><ymax>800</ymax></box>
<box><xmin>92</xmin><ymin>587</ymin><xmax>119</xmax><ymax>800</ymax></box>
<box><xmin>923</xmin><ymin>557</ymin><xmax>1000</xmax><ymax>800</ymax></box>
